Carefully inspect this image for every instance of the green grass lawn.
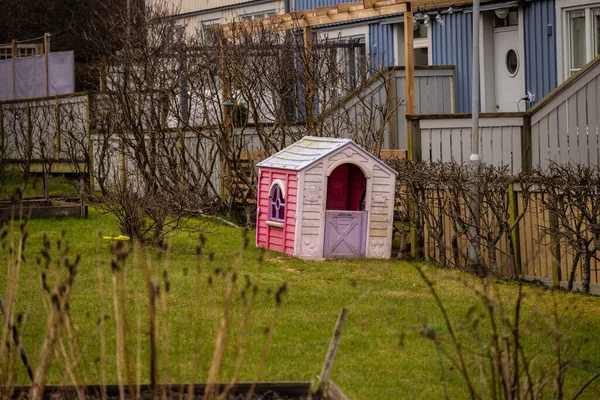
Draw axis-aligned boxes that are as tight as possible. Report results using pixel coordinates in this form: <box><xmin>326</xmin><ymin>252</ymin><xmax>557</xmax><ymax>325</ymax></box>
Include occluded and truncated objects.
<box><xmin>1</xmin><ymin>171</ymin><xmax>78</xmax><ymax>199</ymax></box>
<box><xmin>2</xmin><ymin>209</ymin><xmax>600</xmax><ymax>399</ymax></box>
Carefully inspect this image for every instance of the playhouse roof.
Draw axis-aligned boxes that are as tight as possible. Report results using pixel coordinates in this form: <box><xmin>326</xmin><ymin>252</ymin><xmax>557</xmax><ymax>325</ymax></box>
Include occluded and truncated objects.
<box><xmin>256</xmin><ymin>136</ymin><xmax>398</xmax><ymax>175</ymax></box>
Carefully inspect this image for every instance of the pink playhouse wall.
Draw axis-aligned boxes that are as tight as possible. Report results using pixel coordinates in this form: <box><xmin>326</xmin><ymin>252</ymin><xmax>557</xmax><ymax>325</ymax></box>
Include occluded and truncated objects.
<box><xmin>256</xmin><ymin>167</ymin><xmax>297</xmax><ymax>255</ymax></box>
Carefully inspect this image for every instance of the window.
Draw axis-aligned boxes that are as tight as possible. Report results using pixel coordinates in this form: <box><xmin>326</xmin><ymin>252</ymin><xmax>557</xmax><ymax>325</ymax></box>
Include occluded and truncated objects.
<box><xmin>413</xmin><ymin>25</ymin><xmax>429</xmax><ymax>66</ymax></box>
<box><xmin>595</xmin><ymin>9</ymin><xmax>600</xmax><ymax>57</ymax></box>
<box><xmin>236</xmin><ymin>11</ymin><xmax>278</xmax><ymax>44</ymax></box>
<box><xmin>238</xmin><ymin>11</ymin><xmax>276</xmax><ymax>21</ymax></box>
<box><xmin>269</xmin><ymin>184</ymin><xmax>285</xmax><ymax>222</ymax></box>
<box><xmin>569</xmin><ymin>11</ymin><xmax>586</xmax><ymax>74</ymax></box>
<box><xmin>409</xmin><ymin>21</ymin><xmax>430</xmax><ymax>66</ymax></box>
<box><xmin>506</xmin><ymin>49</ymin><xmax>519</xmax><ymax>76</ymax></box>
<box><xmin>494</xmin><ymin>10</ymin><xmax>518</xmax><ymax>27</ymax></box>
<box><xmin>200</xmin><ymin>19</ymin><xmax>220</xmax><ymax>46</ymax></box>
<box><xmin>321</xmin><ymin>36</ymin><xmax>367</xmax><ymax>104</ymax></box>
<box><xmin>563</xmin><ymin>5</ymin><xmax>600</xmax><ymax>77</ymax></box>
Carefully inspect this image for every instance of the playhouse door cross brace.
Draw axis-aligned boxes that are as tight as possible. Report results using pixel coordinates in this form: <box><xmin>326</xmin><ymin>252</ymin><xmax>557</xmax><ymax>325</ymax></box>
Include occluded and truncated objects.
<box><xmin>329</xmin><ymin>219</ymin><xmax>359</xmax><ymax>254</ymax></box>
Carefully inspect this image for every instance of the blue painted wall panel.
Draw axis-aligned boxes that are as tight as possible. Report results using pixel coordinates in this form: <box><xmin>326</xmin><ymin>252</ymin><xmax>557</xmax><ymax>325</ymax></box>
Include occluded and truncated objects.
<box><xmin>293</xmin><ymin>0</ymin><xmax>354</xmax><ymax>11</ymax></box>
<box><xmin>369</xmin><ymin>23</ymin><xmax>394</xmax><ymax>70</ymax></box>
<box><xmin>524</xmin><ymin>0</ymin><xmax>557</xmax><ymax>104</ymax></box>
<box><xmin>432</xmin><ymin>13</ymin><xmax>473</xmax><ymax>113</ymax></box>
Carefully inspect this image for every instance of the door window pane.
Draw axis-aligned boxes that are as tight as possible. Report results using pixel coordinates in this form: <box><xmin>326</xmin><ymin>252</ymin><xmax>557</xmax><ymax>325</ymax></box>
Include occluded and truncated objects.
<box><xmin>414</xmin><ymin>47</ymin><xmax>429</xmax><ymax>66</ymax></box>
<box><xmin>570</xmin><ymin>11</ymin><xmax>586</xmax><ymax>74</ymax></box>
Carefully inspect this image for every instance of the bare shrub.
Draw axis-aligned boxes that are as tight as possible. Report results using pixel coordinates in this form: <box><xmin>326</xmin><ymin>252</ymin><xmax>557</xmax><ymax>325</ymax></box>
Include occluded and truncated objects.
<box><xmin>393</xmin><ymin>161</ymin><xmax>534</xmax><ymax>277</ymax></box>
<box><xmin>538</xmin><ymin>162</ymin><xmax>600</xmax><ymax>294</ymax></box>
<box><xmin>84</xmin><ymin>1</ymin><xmax>402</xmax><ymax>238</ymax></box>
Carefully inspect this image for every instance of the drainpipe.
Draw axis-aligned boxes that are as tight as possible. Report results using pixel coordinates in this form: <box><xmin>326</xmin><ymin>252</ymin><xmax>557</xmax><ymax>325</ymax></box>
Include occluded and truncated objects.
<box><xmin>468</xmin><ymin>0</ymin><xmax>481</xmax><ymax>268</ymax></box>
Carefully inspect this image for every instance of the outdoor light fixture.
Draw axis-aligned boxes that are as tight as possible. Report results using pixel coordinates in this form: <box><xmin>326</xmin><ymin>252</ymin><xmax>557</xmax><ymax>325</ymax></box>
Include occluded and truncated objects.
<box><xmin>223</xmin><ymin>99</ymin><xmax>235</xmax><ymax>115</ymax></box>
<box><xmin>495</xmin><ymin>8</ymin><xmax>510</xmax><ymax>19</ymax></box>
<box><xmin>435</xmin><ymin>11</ymin><xmax>444</xmax><ymax>24</ymax></box>
<box><xmin>447</xmin><ymin>6</ymin><xmax>454</xmax><ymax>14</ymax></box>
<box><xmin>423</xmin><ymin>14</ymin><xmax>431</xmax><ymax>27</ymax></box>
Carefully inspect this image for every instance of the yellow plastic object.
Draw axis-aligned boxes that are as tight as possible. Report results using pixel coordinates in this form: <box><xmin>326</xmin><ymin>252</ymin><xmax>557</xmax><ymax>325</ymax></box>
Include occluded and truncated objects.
<box><xmin>102</xmin><ymin>235</ymin><xmax>130</xmax><ymax>241</ymax></box>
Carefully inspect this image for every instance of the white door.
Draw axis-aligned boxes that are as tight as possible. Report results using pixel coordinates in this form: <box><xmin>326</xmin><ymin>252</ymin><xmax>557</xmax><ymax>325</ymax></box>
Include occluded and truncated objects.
<box><xmin>494</xmin><ymin>27</ymin><xmax>525</xmax><ymax>112</ymax></box>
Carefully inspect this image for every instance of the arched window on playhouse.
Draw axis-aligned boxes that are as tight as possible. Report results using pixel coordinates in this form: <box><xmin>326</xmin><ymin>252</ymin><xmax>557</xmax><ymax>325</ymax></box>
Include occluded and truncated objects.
<box><xmin>269</xmin><ymin>183</ymin><xmax>285</xmax><ymax>222</ymax></box>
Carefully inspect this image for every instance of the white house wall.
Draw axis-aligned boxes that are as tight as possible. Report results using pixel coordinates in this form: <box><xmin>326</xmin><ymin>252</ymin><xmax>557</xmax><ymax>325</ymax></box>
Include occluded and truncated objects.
<box><xmin>163</xmin><ymin>0</ymin><xmax>284</xmax><ymax>28</ymax></box>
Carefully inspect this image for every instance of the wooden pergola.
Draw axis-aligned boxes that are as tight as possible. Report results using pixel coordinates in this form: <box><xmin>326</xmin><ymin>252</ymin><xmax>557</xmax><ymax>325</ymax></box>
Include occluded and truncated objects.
<box><xmin>219</xmin><ymin>0</ymin><xmax>483</xmax><ymax>152</ymax></box>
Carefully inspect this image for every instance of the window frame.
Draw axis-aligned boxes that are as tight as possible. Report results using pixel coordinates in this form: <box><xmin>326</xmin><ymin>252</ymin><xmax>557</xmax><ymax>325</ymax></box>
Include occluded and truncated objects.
<box><xmin>568</xmin><ymin>10</ymin><xmax>587</xmax><ymax>75</ymax></box>
<box><xmin>316</xmin><ymin>26</ymin><xmax>368</xmax><ymax>108</ymax></box>
<box><xmin>199</xmin><ymin>18</ymin><xmax>221</xmax><ymax>47</ymax></box>
<box><xmin>558</xmin><ymin>1</ymin><xmax>600</xmax><ymax>81</ymax></box>
<box><xmin>267</xmin><ymin>180</ymin><xmax>286</xmax><ymax>226</ymax></box>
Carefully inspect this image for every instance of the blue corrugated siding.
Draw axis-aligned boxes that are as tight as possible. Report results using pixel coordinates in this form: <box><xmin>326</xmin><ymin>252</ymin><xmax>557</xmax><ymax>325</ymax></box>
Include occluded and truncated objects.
<box><xmin>432</xmin><ymin>13</ymin><xmax>473</xmax><ymax>113</ymax></box>
<box><xmin>524</xmin><ymin>0</ymin><xmax>557</xmax><ymax>104</ymax></box>
<box><xmin>369</xmin><ymin>23</ymin><xmax>394</xmax><ymax>69</ymax></box>
<box><xmin>293</xmin><ymin>0</ymin><xmax>354</xmax><ymax>11</ymax></box>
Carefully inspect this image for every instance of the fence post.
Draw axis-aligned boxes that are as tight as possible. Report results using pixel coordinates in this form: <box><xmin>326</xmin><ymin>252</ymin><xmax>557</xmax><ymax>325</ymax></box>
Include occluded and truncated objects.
<box><xmin>386</xmin><ymin>69</ymin><xmax>399</xmax><ymax>149</ymax></box>
<box><xmin>521</xmin><ymin>115</ymin><xmax>532</xmax><ymax>172</ymax></box>
<box><xmin>86</xmin><ymin>93</ymin><xmax>95</xmax><ymax>190</ymax></box>
<box><xmin>55</xmin><ymin>98</ymin><xmax>61</xmax><ymax>161</ymax></box>
<box><xmin>512</xmin><ymin>115</ymin><xmax>532</xmax><ymax>278</ymax></box>
<box><xmin>407</xmin><ymin>117</ymin><xmax>423</xmax><ymax>259</ymax></box>
<box><xmin>178</xmin><ymin>127</ymin><xmax>185</xmax><ymax>189</ymax></box>
<box><xmin>549</xmin><ymin>196</ymin><xmax>562</xmax><ymax>287</ymax></box>
<box><xmin>508</xmin><ymin>183</ymin><xmax>522</xmax><ymax>276</ymax></box>
<box><xmin>0</xmin><ymin>106</ymin><xmax>4</xmax><ymax>161</ymax></box>
<box><xmin>26</xmin><ymin>101</ymin><xmax>32</xmax><ymax>161</ymax></box>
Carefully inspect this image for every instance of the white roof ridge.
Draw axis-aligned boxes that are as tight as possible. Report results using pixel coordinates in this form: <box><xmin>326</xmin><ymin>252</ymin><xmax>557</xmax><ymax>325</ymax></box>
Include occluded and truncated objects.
<box><xmin>256</xmin><ymin>136</ymin><xmax>397</xmax><ymax>175</ymax></box>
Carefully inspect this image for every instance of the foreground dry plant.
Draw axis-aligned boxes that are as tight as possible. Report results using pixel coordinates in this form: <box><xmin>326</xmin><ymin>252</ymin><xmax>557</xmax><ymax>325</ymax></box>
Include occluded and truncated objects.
<box><xmin>0</xmin><ymin>218</ymin><xmax>287</xmax><ymax>400</ymax></box>
<box><xmin>415</xmin><ymin>267</ymin><xmax>597</xmax><ymax>400</ymax></box>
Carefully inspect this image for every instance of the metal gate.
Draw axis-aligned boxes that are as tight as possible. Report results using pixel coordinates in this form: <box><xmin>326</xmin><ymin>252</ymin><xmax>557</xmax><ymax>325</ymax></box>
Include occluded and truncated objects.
<box><xmin>323</xmin><ymin>211</ymin><xmax>367</xmax><ymax>258</ymax></box>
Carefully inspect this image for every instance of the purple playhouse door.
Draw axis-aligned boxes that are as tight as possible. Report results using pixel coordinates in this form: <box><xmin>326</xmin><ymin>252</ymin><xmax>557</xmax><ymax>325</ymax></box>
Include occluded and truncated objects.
<box><xmin>323</xmin><ymin>211</ymin><xmax>367</xmax><ymax>258</ymax></box>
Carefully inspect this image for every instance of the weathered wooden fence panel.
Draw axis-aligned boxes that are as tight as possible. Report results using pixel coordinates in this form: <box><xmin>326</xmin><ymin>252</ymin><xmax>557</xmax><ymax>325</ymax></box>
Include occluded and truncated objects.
<box><xmin>517</xmin><ymin>191</ymin><xmax>552</xmax><ymax>282</ymax></box>
<box><xmin>393</xmin><ymin>67</ymin><xmax>455</xmax><ymax>149</ymax></box>
<box><xmin>1</xmin><ymin>93</ymin><xmax>90</xmax><ymax>166</ymax></box>
<box><xmin>529</xmin><ymin>58</ymin><xmax>600</xmax><ymax>169</ymax></box>
<box><xmin>418</xmin><ymin>116</ymin><xmax>524</xmax><ymax>173</ymax></box>
<box><xmin>417</xmin><ymin>185</ymin><xmax>600</xmax><ymax>293</ymax></box>
<box><xmin>420</xmin><ymin>189</ymin><xmax>513</xmax><ymax>276</ymax></box>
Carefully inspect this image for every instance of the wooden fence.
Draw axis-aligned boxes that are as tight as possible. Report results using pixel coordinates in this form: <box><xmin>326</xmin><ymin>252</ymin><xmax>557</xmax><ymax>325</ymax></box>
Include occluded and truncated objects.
<box><xmin>418</xmin><ymin>186</ymin><xmax>600</xmax><ymax>293</ymax></box>
<box><xmin>1</xmin><ymin>92</ymin><xmax>91</xmax><ymax>173</ymax></box>
<box><xmin>406</xmin><ymin>55</ymin><xmax>600</xmax><ymax>294</ymax></box>
<box><xmin>322</xmin><ymin>66</ymin><xmax>455</xmax><ymax>150</ymax></box>
<box><xmin>409</xmin><ymin>55</ymin><xmax>600</xmax><ymax>173</ymax></box>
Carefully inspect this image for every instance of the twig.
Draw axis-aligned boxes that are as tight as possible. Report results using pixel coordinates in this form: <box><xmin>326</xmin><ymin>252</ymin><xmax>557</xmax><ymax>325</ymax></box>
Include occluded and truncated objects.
<box><xmin>0</xmin><ymin>298</ymin><xmax>33</xmax><ymax>381</ymax></box>
<box><xmin>316</xmin><ymin>308</ymin><xmax>350</xmax><ymax>394</ymax></box>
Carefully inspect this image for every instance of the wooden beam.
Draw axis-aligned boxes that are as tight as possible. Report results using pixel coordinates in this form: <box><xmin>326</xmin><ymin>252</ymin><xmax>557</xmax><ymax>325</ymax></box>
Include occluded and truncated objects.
<box><xmin>11</xmin><ymin>40</ymin><xmax>17</xmax><ymax>100</ymax></box>
<box><xmin>403</xmin><ymin>5</ymin><xmax>415</xmax><ymax>116</ymax></box>
<box><xmin>404</xmin><ymin>3</ymin><xmax>419</xmax><ymax>259</ymax></box>
<box><xmin>220</xmin><ymin>37</ymin><xmax>232</xmax><ymax>199</ymax></box>
<box><xmin>363</xmin><ymin>0</ymin><xmax>375</xmax><ymax>8</ymax></box>
<box><xmin>316</xmin><ymin>6</ymin><xmax>336</xmax><ymax>16</ymax></box>
<box><xmin>44</xmin><ymin>33</ymin><xmax>50</xmax><ymax>97</ymax></box>
<box><xmin>220</xmin><ymin>2</ymin><xmax>407</xmax><ymax>37</ymax></box>
<box><xmin>303</xmin><ymin>26</ymin><xmax>315</xmax><ymax>135</ymax></box>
